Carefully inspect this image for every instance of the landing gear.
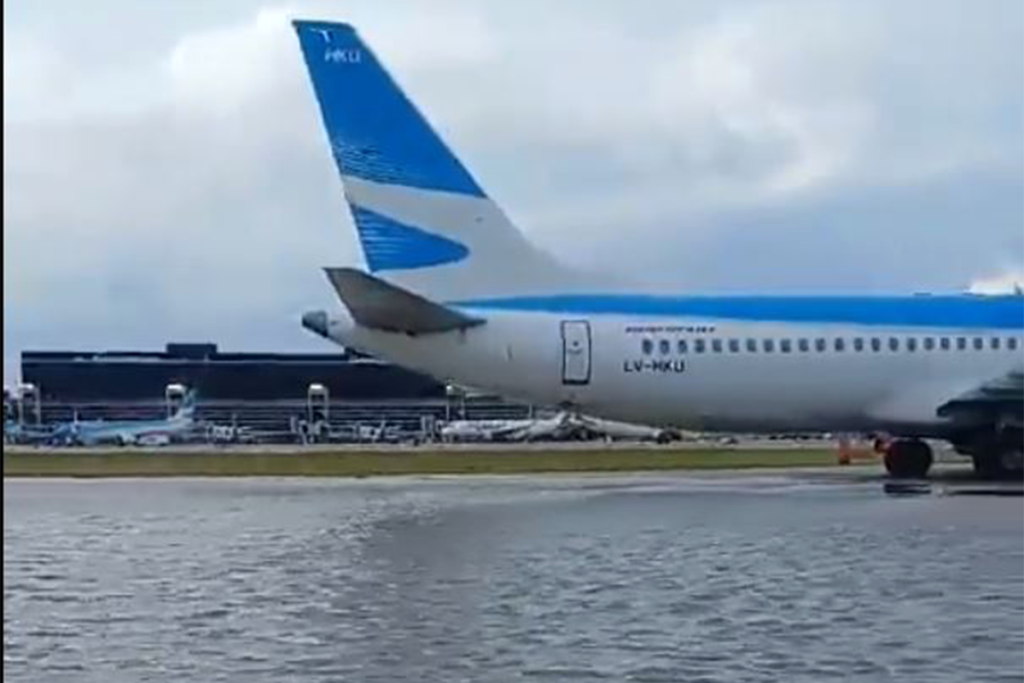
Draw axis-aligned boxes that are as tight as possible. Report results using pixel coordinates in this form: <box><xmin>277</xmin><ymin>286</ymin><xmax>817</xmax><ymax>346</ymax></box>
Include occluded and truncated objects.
<box><xmin>883</xmin><ymin>439</ymin><xmax>933</xmax><ymax>479</ymax></box>
<box><xmin>957</xmin><ymin>430</ymin><xmax>1024</xmax><ymax>481</ymax></box>
<box><xmin>972</xmin><ymin>451</ymin><xmax>1024</xmax><ymax>480</ymax></box>
<box><xmin>970</xmin><ymin>454</ymin><xmax>1003</xmax><ymax>481</ymax></box>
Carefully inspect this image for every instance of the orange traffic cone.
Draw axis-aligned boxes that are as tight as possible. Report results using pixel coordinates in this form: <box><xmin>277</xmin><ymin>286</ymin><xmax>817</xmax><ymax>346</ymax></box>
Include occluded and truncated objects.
<box><xmin>837</xmin><ymin>438</ymin><xmax>852</xmax><ymax>465</ymax></box>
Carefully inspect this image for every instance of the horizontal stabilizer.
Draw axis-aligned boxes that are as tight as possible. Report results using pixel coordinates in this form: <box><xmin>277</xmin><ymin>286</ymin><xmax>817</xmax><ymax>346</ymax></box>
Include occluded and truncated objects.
<box><xmin>324</xmin><ymin>268</ymin><xmax>485</xmax><ymax>334</ymax></box>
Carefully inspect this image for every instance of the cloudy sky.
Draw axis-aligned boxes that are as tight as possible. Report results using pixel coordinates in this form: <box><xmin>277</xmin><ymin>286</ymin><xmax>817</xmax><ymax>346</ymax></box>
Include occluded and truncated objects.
<box><xmin>4</xmin><ymin>0</ymin><xmax>1023</xmax><ymax>381</ymax></box>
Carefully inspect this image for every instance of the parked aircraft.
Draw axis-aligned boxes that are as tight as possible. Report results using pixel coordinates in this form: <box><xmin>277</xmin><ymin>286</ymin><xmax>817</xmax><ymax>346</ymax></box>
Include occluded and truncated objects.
<box><xmin>3</xmin><ymin>421</ymin><xmax>53</xmax><ymax>446</ymax></box>
<box><xmin>439</xmin><ymin>414</ymin><xmax>574</xmax><ymax>443</ymax></box>
<box><xmin>438</xmin><ymin>413</ymin><xmax>677</xmax><ymax>443</ymax></box>
<box><xmin>49</xmin><ymin>391</ymin><xmax>197</xmax><ymax>447</ymax></box>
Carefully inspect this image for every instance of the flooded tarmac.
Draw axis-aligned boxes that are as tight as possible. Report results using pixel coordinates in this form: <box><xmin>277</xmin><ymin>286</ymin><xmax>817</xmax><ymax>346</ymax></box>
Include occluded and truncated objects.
<box><xmin>5</xmin><ymin>470</ymin><xmax>1023</xmax><ymax>682</ymax></box>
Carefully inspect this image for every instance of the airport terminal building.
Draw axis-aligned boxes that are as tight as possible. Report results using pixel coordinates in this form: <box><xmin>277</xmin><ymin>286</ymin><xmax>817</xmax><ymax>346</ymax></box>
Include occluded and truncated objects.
<box><xmin>21</xmin><ymin>343</ymin><xmax>446</xmax><ymax>402</ymax></box>
<box><xmin>15</xmin><ymin>343</ymin><xmax>529</xmax><ymax>435</ymax></box>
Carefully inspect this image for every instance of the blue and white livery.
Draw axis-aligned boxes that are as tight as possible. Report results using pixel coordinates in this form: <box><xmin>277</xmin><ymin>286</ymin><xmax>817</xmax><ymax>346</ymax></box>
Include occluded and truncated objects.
<box><xmin>50</xmin><ymin>391</ymin><xmax>197</xmax><ymax>447</ymax></box>
<box><xmin>293</xmin><ymin>21</ymin><xmax>1024</xmax><ymax>478</ymax></box>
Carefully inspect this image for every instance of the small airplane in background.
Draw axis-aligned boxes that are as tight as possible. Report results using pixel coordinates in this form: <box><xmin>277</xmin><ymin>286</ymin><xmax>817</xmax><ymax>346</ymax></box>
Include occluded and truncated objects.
<box><xmin>49</xmin><ymin>391</ymin><xmax>198</xmax><ymax>447</ymax></box>
<box><xmin>575</xmin><ymin>414</ymin><xmax>681</xmax><ymax>443</ymax></box>
<box><xmin>439</xmin><ymin>413</ymin><xmax>574</xmax><ymax>443</ymax></box>
<box><xmin>439</xmin><ymin>412</ymin><xmax>679</xmax><ymax>443</ymax></box>
<box><xmin>3</xmin><ymin>420</ymin><xmax>54</xmax><ymax>446</ymax></box>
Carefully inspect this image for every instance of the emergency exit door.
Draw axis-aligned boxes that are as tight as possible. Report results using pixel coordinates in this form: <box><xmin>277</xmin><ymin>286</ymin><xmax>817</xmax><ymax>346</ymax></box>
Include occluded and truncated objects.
<box><xmin>561</xmin><ymin>320</ymin><xmax>592</xmax><ymax>385</ymax></box>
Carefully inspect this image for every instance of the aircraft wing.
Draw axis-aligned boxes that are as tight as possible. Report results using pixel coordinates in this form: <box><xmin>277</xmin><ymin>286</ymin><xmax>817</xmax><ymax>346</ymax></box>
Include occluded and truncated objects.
<box><xmin>576</xmin><ymin>414</ymin><xmax>674</xmax><ymax>441</ymax></box>
<box><xmin>937</xmin><ymin>369</ymin><xmax>1024</xmax><ymax>430</ymax></box>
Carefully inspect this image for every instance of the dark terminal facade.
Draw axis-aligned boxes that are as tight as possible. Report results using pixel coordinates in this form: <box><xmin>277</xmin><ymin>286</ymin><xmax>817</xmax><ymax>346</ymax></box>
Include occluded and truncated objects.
<box><xmin>21</xmin><ymin>343</ymin><xmax>447</xmax><ymax>402</ymax></box>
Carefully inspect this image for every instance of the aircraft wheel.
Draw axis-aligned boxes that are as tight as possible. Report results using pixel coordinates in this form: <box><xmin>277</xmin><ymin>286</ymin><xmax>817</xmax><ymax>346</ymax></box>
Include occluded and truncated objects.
<box><xmin>973</xmin><ymin>451</ymin><xmax>1024</xmax><ymax>481</ymax></box>
<box><xmin>883</xmin><ymin>439</ymin><xmax>933</xmax><ymax>479</ymax></box>
<box><xmin>970</xmin><ymin>454</ymin><xmax>1003</xmax><ymax>481</ymax></box>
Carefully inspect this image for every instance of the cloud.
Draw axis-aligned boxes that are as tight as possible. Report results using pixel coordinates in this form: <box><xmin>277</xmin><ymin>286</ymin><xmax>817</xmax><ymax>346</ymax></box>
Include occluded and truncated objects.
<box><xmin>3</xmin><ymin>0</ymin><xmax>1022</xmax><ymax>382</ymax></box>
<box><xmin>165</xmin><ymin>8</ymin><xmax>299</xmax><ymax>114</ymax></box>
<box><xmin>970</xmin><ymin>268</ymin><xmax>1024</xmax><ymax>294</ymax></box>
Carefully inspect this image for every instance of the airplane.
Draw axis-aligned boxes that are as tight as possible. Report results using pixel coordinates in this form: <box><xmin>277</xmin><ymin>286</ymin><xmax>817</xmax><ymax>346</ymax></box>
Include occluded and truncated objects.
<box><xmin>438</xmin><ymin>412</ymin><xmax>678</xmax><ymax>443</ymax></box>
<box><xmin>574</xmin><ymin>415</ymin><xmax>681</xmax><ymax>444</ymax></box>
<box><xmin>3</xmin><ymin>420</ymin><xmax>54</xmax><ymax>446</ymax></box>
<box><xmin>439</xmin><ymin>413</ymin><xmax>576</xmax><ymax>443</ymax></box>
<box><xmin>292</xmin><ymin>20</ymin><xmax>1024</xmax><ymax>479</ymax></box>
<box><xmin>50</xmin><ymin>391</ymin><xmax>198</xmax><ymax>447</ymax></box>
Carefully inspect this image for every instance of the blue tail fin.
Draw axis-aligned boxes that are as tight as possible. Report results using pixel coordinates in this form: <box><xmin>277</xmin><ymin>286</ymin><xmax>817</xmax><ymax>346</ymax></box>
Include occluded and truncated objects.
<box><xmin>174</xmin><ymin>390</ymin><xmax>197</xmax><ymax>420</ymax></box>
<box><xmin>293</xmin><ymin>20</ymin><xmax>579</xmax><ymax>300</ymax></box>
<box><xmin>294</xmin><ymin>21</ymin><xmax>483</xmax><ymax>197</ymax></box>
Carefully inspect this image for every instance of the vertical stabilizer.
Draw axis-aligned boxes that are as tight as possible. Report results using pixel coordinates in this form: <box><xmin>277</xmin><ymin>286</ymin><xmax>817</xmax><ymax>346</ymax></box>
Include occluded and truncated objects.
<box><xmin>293</xmin><ymin>20</ymin><xmax>580</xmax><ymax>301</ymax></box>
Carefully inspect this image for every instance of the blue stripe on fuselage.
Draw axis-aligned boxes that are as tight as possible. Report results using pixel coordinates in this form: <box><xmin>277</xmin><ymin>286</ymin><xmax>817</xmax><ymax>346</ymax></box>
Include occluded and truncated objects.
<box><xmin>450</xmin><ymin>294</ymin><xmax>1024</xmax><ymax>330</ymax></box>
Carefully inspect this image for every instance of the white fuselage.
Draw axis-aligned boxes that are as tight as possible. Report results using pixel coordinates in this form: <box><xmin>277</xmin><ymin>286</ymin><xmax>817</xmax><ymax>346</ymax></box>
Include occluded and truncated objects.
<box><xmin>324</xmin><ymin>309</ymin><xmax>1023</xmax><ymax>436</ymax></box>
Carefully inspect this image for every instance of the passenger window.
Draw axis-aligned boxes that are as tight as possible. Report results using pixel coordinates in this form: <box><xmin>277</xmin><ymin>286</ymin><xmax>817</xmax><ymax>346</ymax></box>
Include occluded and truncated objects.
<box><xmin>923</xmin><ymin>337</ymin><xmax>934</xmax><ymax>351</ymax></box>
<box><xmin>853</xmin><ymin>338</ymin><xmax>864</xmax><ymax>352</ymax></box>
<box><xmin>991</xmin><ymin>337</ymin><xmax>1001</xmax><ymax>351</ymax></box>
<box><xmin>835</xmin><ymin>338</ymin><xmax>845</xmax><ymax>352</ymax></box>
<box><xmin>763</xmin><ymin>339</ymin><xmax>775</xmax><ymax>353</ymax></box>
<box><xmin>957</xmin><ymin>337</ymin><xmax>967</xmax><ymax>351</ymax></box>
<box><xmin>889</xmin><ymin>337</ymin><xmax>900</xmax><ymax>352</ymax></box>
<box><xmin>815</xmin><ymin>338</ymin><xmax>826</xmax><ymax>352</ymax></box>
<box><xmin>712</xmin><ymin>339</ymin><xmax>723</xmax><ymax>353</ymax></box>
<box><xmin>728</xmin><ymin>339</ymin><xmax>740</xmax><ymax>353</ymax></box>
<box><xmin>678</xmin><ymin>339</ymin><xmax>688</xmax><ymax>354</ymax></box>
<box><xmin>907</xmin><ymin>338</ymin><xmax>917</xmax><ymax>352</ymax></box>
<box><xmin>695</xmin><ymin>339</ymin><xmax>706</xmax><ymax>354</ymax></box>
<box><xmin>746</xmin><ymin>339</ymin><xmax>757</xmax><ymax>353</ymax></box>
<box><xmin>973</xmin><ymin>338</ymin><xmax>983</xmax><ymax>351</ymax></box>
<box><xmin>1009</xmin><ymin>337</ymin><xmax>1019</xmax><ymax>351</ymax></box>
<box><xmin>642</xmin><ymin>339</ymin><xmax>653</xmax><ymax>355</ymax></box>
<box><xmin>871</xmin><ymin>338</ymin><xmax>881</xmax><ymax>352</ymax></box>
<box><xmin>798</xmin><ymin>339</ymin><xmax>809</xmax><ymax>353</ymax></box>
<box><xmin>659</xmin><ymin>339</ymin><xmax>671</xmax><ymax>355</ymax></box>
<box><xmin>780</xmin><ymin>339</ymin><xmax>792</xmax><ymax>353</ymax></box>
<box><xmin>940</xmin><ymin>337</ymin><xmax>950</xmax><ymax>351</ymax></box>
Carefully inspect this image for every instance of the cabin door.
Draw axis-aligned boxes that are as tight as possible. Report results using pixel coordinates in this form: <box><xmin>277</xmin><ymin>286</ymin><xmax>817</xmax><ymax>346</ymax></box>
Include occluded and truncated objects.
<box><xmin>560</xmin><ymin>320</ymin><xmax>592</xmax><ymax>385</ymax></box>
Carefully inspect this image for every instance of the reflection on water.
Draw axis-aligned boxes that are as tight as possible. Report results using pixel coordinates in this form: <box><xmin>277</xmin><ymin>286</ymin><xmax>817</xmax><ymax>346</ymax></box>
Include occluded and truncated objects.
<box><xmin>5</xmin><ymin>474</ymin><xmax>1024</xmax><ymax>682</ymax></box>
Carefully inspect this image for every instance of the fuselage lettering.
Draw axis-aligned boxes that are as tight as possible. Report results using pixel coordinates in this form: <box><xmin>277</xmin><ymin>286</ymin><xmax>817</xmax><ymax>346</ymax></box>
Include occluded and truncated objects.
<box><xmin>326</xmin><ymin>48</ymin><xmax>362</xmax><ymax>64</ymax></box>
<box><xmin>623</xmin><ymin>359</ymin><xmax>686</xmax><ymax>374</ymax></box>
